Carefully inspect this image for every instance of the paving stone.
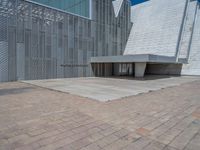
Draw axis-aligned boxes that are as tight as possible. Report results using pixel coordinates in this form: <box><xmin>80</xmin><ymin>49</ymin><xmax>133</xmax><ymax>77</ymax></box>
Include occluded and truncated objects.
<box><xmin>7</xmin><ymin>134</ymin><xmax>29</xmax><ymax>144</ymax></box>
<box><xmin>80</xmin><ymin>143</ymin><xmax>101</xmax><ymax>150</ymax></box>
<box><xmin>144</xmin><ymin>120</ymin><xmax>164</xmax><ymax>131</ymax></box>
<box><xmin>99</xmin><ymin>127</ymin><xmax>119</xmax><ymax>136</ymax></box>
<box><xmin>184</xmin><ymin>134</ymin><xmax>200</xmax><ymax>150</ymax></box>
<box><xmin>173</xmin><ymin>116</ymin><xmax>195</xmax><ymax>130</ymax></box>
<box><xmin>113</xmin><ymin>128</ymin><xmax>130</xmax><ymax>138</ymax></box>
<box><xmin>98</xmin><ymin>123</ymin><xmax>113</xmax><ymax>130</ymax></box>
<box><xmin>156</xmin><ymin>128</ymin><xmax>182</xmax><ymax>145</ymax></box>
<box><xmin>87</xmin><ymin>132</ymin><xmax>104</xmax><ymax>143</ymax></box>
<box><xmin>170</xmin><ymin>122</ymin><xmax>200</xmax><ymax>150</ymax></box>
<box><xmin>0</xmin><ymin>139</ymin><xmax>8</xmax><ymax>145</ymax></box>
<box><xmin>0</xmin><ymin>79</ymin><xmax>200</xmax><ymax>150</ymax></box>
<box><xmin>162</xmin><ymin>146</ymin><xmax>179</xmax><ymax>150</ymax></box>
<box><xmin>37</xmin><ymin>137</ymin><xmax>74</xmax><ymax>150</ymax></box>
<box><xmin>37</xmin><ymin>131</ymin><xmax>74</xmax><ymax>147</ymax></box>
<box><xmin>27</xmin><ymin>129</ymin><xmax>47</xmax><ymax>137</ymax></box>
<box><xmin>149</xmin><ymin>124</ymin><xmax>170</xmax><ymax>139</ymax></box>
<box><xmin>103</xmin><ymin>138</ymin><xmax>131</xmax><ymax>150</ymax></box>
<box><xmin>136</xmin><ymin>128</ymin><xmax>151</xmax><ymax>136</ymax></box>
<box><xmin>192</xmin><ymin>111</ymin><xmax>200</xmax><ymax>119</ymax></box>
<box><xmin>95</xmin><ymin>134</ymin><xmax>119</xmax><ymax>148</ymax></box>
<box><xmin>142</xmin><ymin>141</ymin><xmax>165</xmax><ymax>150</ymax></box>
<box><xmin>68</xmin><ymin>138</ymin><xmax>91</xmax><ymax>150</ymax></box>
<box><xmin>123</xmin><ymin>132</ymin><xmax>141</xmax><ymax>142</ymax></box>
<box><xmin>122</xmin><ymin>137</ymin><xmax>152</xmax><ymax>150</ymax></box>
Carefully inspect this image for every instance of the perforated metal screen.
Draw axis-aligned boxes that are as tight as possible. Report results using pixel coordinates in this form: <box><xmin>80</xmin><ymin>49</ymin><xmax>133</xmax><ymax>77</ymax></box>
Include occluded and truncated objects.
<box><xmin>0</xmin><ymin>0</ymin><xmax>132</xmax><ymax>82</ymax></box>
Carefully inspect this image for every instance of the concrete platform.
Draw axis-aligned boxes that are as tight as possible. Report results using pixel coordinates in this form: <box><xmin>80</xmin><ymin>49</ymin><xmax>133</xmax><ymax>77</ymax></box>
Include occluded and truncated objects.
<box><xmin>23</xmin><ymin>76</ymin><xmax>200</xmax><ymax>102</ymax></box>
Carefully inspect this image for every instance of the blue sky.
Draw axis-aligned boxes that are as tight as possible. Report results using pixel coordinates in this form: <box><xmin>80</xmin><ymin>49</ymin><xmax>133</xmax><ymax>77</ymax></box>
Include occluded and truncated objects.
<box><xmin>131</xmin><ymin>0</ymin><xmax>147</xmax><ymax>5</ymax></box>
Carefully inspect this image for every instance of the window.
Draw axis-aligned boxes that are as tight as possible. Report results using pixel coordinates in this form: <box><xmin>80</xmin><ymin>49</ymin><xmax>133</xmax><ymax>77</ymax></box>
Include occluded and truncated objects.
<box><xmin>28</xmin><ymin>0</ymin><xmax>91</xmax><ymax>18</ymax></box>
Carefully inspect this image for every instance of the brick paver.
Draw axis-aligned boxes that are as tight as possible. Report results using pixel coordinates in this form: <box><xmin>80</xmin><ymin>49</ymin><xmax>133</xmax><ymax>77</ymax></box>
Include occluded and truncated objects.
<box><xmin>0</xmin><ymin>79</ymin><xmax>200</xmax><ymax>150</ymax></box>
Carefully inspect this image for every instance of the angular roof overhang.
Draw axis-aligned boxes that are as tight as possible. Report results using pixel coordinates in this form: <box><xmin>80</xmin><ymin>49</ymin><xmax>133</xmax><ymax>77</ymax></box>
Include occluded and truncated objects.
<box><xmin>90</xmin><ymin>54</ymin><xmax>182</xmax><ymax>64</ymax></box>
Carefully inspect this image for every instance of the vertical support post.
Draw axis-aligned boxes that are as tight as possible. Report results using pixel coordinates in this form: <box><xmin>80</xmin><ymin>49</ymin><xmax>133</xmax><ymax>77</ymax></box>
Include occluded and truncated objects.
<box><xmin>135</xmin><ymin>62</ymin><xmax>146</xmax><ymax>78</ymax></box>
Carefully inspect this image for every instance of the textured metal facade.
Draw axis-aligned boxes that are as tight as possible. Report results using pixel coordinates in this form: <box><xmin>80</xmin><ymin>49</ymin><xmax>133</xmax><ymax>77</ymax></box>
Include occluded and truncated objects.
<box><xmin>0</xmin><ymin>0</ymin><xmax>132</xmax><ymax>82</ymax></box>
<box><xmin>0</xmin><ymin>0</ymin><xmax>17</xmax><ymax>82</ymax></box>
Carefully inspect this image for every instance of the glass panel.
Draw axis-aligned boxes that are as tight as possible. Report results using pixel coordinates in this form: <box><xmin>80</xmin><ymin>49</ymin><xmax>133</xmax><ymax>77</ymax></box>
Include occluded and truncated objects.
<box><xmin>30</xmin><ymin>0</ymin><xmax>90</xmax><ymax>18</ymax></box>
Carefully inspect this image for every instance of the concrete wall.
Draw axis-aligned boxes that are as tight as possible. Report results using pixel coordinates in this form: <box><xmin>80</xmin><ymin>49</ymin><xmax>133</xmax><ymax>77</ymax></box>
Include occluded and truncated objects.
<box><xmin>146</xmin><ymin>64</ymin><xmax>183</xmax><ymax>75</ymax></box>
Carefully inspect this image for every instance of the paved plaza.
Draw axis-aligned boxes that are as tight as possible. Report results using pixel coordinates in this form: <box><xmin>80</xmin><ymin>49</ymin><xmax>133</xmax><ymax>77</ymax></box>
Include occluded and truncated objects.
<box><xmin>0</xmin><ymin>77</ymin><xmax>200</xmax><ymax>150</ymax></box>
<box><xmin>24</xmin><ymin>76</ymin><xmax>200</xmax><ymax>101</ymax></box>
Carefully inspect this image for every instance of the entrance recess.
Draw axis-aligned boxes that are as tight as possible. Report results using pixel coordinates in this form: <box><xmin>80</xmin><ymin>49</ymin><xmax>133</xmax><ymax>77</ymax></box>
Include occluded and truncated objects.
<box><xmin>91</xmin><ymin>54</ymin><xmax>182</xmax><ymax>77</ymax></box>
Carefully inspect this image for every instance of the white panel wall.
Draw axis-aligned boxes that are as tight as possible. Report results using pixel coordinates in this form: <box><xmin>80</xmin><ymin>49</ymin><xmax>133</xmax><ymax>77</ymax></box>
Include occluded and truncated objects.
<box><xmin>124</xmin><ymin>0</ymin><xmax>187</xmax><ymax>56</ymax></box>
<box><xmin>124</xmin><ymin>0</ymin><xmax>200</xmax><ymax>75</ymax></box>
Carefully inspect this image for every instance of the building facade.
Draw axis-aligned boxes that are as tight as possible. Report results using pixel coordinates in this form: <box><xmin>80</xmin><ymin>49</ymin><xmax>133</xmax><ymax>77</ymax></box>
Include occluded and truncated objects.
<box><xmin>124</xmin><ymin>0</ymin><xmax>200</xmax><ymax>76</ymax></box>
<box><xmin>0</xmin><ymin>0</ymin><xmax>200</xmax><ymax>82</ymax></box>
<box><xmin>0</xmin><ymin>0</ymin><xmax>132</xmax><ymax>82</ymax></box>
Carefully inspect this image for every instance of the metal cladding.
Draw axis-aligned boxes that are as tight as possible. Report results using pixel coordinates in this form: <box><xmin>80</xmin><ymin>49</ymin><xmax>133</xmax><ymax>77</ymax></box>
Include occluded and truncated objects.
<box><xmin>0</xmin><ymin>0</ymin><xmax>132</xmax><ymax>82</ymax></box>
<box><xmin>112</xmin><ymin>0</ymin><xmax>124</xmax><ymax>17</ymax></box>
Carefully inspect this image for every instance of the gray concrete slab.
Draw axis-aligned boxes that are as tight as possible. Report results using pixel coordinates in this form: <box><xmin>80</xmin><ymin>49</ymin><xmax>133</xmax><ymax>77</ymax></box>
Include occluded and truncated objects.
<box><xmin>90</xmin><ymin>54</ymin><xmax>178</xmax><ymax>64</ymax></box>
<box><xmin>23</xmin><ymin>76</ymin><xmax>200</xmax><ymax>102</ymax></box>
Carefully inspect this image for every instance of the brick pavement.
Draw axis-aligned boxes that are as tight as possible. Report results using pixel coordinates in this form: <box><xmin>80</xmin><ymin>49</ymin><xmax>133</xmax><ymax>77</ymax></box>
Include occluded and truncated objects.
<box><xmin>0</xmin><ymin>79</ymin><xmax>200</xmax><ymax>150</ymax></box>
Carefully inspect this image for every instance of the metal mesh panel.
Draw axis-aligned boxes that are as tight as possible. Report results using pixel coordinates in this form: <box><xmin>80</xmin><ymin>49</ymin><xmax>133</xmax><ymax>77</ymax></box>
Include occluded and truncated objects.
<box><xmin>8</xmin><ymin>27</ymin><xmax>17</xmax><ymax>81</ymax></box>
<box><xmin>17</xmin><ymin>43</ymin><xmax>25</xmax><ymax>80</ymax></box>
<box><xmin>0</xmin><ymin>16</ymin><xmax>7</xmax><ymax>41</ymax></box>
<box><xmin>0</xmin><ymin>41</ymin><xmax>8</xmax><ymax>82</ymax></box>
<box><xmin>0</xmin><ymin>0</ymin><xmax>132</xmax><ymax>82</ymax></box>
